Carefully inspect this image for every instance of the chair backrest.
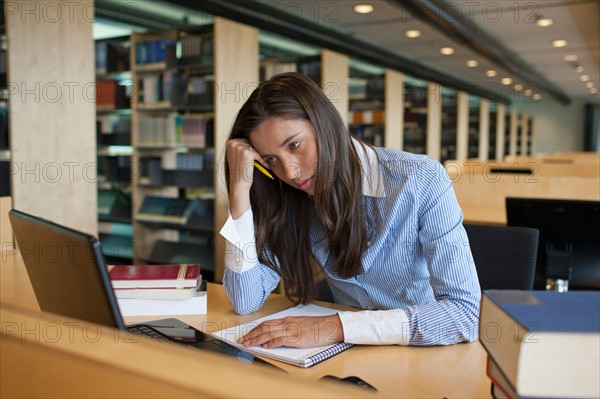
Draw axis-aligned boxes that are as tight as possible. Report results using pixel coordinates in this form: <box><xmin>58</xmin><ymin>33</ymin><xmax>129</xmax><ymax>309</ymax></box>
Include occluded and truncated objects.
<box><xmin>463</xmin><ymin>223</ymin><xmax>539</xmax><ymax>290</ymax></box>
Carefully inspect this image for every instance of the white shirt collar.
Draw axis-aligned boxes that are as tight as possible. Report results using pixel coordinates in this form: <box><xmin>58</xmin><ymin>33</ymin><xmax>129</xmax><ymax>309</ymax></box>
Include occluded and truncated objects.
<box><xmin>351</xmin><ymin>138</ymin><xmax>386</xmax><ymax>198</ymax></box>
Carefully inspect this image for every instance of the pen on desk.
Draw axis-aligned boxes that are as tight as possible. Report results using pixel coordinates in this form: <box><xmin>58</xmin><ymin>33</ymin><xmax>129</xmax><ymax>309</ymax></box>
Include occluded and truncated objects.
<box><xmin>254</xmin><ymin>161</ymin><xmax>274</xmax><ymax>180</ymax></box>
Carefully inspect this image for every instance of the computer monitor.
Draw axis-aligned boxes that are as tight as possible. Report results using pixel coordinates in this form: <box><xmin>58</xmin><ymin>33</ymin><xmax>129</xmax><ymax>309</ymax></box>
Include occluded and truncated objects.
<box><xmin>506</xmin><ymin>197</ymin><xmax>600</xmax><ymax>290</ymax></box>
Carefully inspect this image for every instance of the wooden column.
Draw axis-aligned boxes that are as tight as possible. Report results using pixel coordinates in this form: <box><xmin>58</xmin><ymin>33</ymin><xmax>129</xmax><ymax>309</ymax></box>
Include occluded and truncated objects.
<box><xmin>520</xmin><ymin>112</ymin><xmax>529</xmax><ymax>155</ymax></box>
<box><xmin>478</xmin><ymin>99</ymin><xmax>490</xmax><ymax>161</ymax></box>
<box><xmin>321</xmin><ymin>50</ymin><xmax>349</xmax><ymax>126</ymax></box>
<box><xmin>426</xmin><ymin>82</ymin><xmax>442</xmax><ymax>161</ymax></box>
<box><xmin>495</xmin><ymin>103</ymin><xmax>506</xmax><ymax>161</ymax></box>
<box><xmin>509</xmin><ymin>108</ymin><xmax>519</xmax><ymax>156</ymax></box>
<box><xmin>214</xmin><ymin>19</ymin><xmax>259</xmax><ymax>281</ymax></box>
<box><xmin>6</xmin><ymin>0</ymin><xmax>97</xmax><ymax>235</ymax></box>
<box><xmin>384</xmin><ymin>69</ymin><xmax>404</xmax><ymax>150</ymax></box>
<box><xmin>456</xmin><ymin>91</ymin><xmax>469</xmax><ymax>161</ymax></box>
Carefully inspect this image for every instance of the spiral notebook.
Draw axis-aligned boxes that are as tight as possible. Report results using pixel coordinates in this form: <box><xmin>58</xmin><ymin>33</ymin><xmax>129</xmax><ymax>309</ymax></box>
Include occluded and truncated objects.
<box><xmin>212</xmin><ymin>304</ymin><xmax>353</xmax><ymax>367</ymax></box>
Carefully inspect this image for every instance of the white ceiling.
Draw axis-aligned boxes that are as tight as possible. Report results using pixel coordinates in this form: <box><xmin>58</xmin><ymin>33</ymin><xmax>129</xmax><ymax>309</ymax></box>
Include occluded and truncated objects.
<box><xmin>95</xmin><ymin>0</ymin><xmax>599</xmax><ymax>104</ymax></box>
<box><xmin>271</xmin><ymin>0</ymin><xmax>599</xmax><ymax>104</ymax></box>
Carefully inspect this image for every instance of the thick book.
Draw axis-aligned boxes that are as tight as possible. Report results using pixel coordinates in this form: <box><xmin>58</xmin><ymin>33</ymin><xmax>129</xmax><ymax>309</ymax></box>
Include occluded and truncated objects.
<box><xmin>479</xmin><ymin>290</ymin><xmax>600</xmax><ymax>399</ymax></box>
<box><xmin>212</xmin><ymin>304</ymin><xmax>353</xmax><ymax>368</ymax></box>
<box><xmin>486</xmin><ymin>356</ymin><xmax>517</xmax><ymax>399</ymax></box>
<box><xmin>114</xmin><ymin>275</ymin><xmax>202</xmax><ymax>300</ymax></box>
<box><xmin>108</xmin><ymin>264</ymin><xmax>200</xmax><ymax>289</ymax></box>
<box><xmin>117</xmin><ymin>290</ymin><xmax>207</xmax><ymax>317</ymax></box>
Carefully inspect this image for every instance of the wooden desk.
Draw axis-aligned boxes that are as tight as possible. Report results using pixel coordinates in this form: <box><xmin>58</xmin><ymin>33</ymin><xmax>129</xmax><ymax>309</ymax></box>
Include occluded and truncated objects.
<box><xmin>1</xmin><ymin>251</ymin><xmax>491</xmax><ymax>398</ymax></box>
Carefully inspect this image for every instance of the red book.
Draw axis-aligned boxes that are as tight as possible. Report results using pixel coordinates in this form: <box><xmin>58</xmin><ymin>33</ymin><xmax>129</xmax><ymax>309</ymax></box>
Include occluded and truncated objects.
<box><xmin>108</xmin><ymin>264</ymin><xmax>200</xmax><ymax>289</ymax></box>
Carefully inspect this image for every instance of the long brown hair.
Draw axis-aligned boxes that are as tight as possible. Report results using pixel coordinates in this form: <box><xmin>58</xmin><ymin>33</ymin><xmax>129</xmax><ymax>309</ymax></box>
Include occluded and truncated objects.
<box><xmin>225</xmin><ymin>72</ymin><xmax>369</xmax><ymax>304</ymax></box>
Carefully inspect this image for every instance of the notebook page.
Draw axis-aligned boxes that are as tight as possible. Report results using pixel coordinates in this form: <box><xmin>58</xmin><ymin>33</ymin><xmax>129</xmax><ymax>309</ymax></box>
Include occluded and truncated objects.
<box><xmin>212</xmin><ymin>304</ymin><xmax>352</xmax><ymax>367</ymax></box>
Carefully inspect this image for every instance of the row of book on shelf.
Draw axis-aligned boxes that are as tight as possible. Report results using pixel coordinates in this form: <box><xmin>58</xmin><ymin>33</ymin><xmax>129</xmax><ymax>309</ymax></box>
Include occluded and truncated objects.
<box><xmin>138</xmin><ymin>73</ymin><xmax>214</xmax><ymax>107</ymax></box>
<box><xmin>108</xmin><ymin>263</ymin><xmax>207</xmax><ymax>316</ymax></box>
<box><xmin>137</xmin><ymin>112</ymin><xmax>213</xmax><ymax>147</ymax></box>
<box><xmin>135</xmin><ymin>33</ymin><xmax>214</xmax><ymax>66</ymax></box>
<box><xmin>478</xmin><ymin>290</ymin><xmax>599</xmax><ymax>399</ymax></box>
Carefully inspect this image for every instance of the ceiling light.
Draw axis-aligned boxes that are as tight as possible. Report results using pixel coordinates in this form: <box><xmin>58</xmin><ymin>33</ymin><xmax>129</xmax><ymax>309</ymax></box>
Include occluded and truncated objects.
<box><xmin>354</xmin><ymin>4</ymin><xmax>374</xmax><ymax>14</ymax></box>
<box><xmin>532</xmin><ymin>93</ymin><xmax>542</xmax><ymax>101</ymax></box>
<box><xmin>486</xmin><ymin>69</ymin><xmax>497</xmax><ymax>77</ymax></box>
<box><xmin>591</xmin><ymin>88</ymin><xmax>597</xmax><ymax>94</ymax></box>
<box><xmin>524</xmin><ymin>89</ymin><xmax>533</xmax><ymax>96</ymax></box>
<box><xmin>575</xmin><ymin>66</ymin><xmax>584</xmax><ymax>73</ymax></box>
<box><xmin>563</xmin><ymin>54</ymin><xmax>578</xmax><ymax>61</ymax></box>
<box><xmin>552</xmin><ymin>39</ymin><xmax>568</xmax><ymax>48</ymax></box>
<box><xmin>580</xmin><ymin>75</ymin><xmax>590</xmax><ymax>82</ymax></box>
<box><xmin>466</xmin><ymin>60</ymin><xmax>478</xmax><ymax>67</ymax></box>
<box><xmin>585</xmin><ymin>82</ymin><xmax>594</xmax><ymax>89</ymax></box>
<box><xmin>536</xmin><ymin>18</ymin><xmax>554</xmax><ymax>27</ymax></box>
<box><xmin>514</xmin><ymin>83</ymin><xmax>523</xmax><ymax>91</ymax></box>
<box><xmin>440</xmin><ymin>47</ymin><xmax>455</xmax><ymax>55</ymax></box>
<box><xmin>501</xmin><ymin>77</ymin><xmax>512</xmax><ymax>85</ymax></box>
<box><xmin>405</xmin><ymin>29</ymin><xmax>421</xmax><ymax>38</ymax></box>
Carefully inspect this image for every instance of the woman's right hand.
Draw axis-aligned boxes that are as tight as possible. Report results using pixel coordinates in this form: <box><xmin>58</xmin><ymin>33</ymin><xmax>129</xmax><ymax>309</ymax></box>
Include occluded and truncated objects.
<box><xmin>226</xmin><ymin>139</ymin><xmax>263</xmax><ymax>219</ymax></box>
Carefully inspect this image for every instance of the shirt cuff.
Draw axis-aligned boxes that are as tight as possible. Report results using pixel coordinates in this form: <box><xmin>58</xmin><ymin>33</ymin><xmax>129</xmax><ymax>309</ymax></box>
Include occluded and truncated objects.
<box><xmin>219</xmin><ymin>209</ymin><xmax>258</xmax><ymax>274</ymax></box>
<box><xmin>337</xmin><ymin>309</ymin><xmax>411</xmax><ymax>345</ymax></box>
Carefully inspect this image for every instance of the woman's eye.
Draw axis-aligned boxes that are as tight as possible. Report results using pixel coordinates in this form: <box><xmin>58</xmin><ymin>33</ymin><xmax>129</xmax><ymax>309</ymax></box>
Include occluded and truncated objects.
<box><xmin>290</xmin><ymin>141</ymin><xmax>301</xmax><ymax>150</ymax></box>
<box><xmin>265</xmin><ymin>157</ymin><xmax>278</xmax><ymax>165</ymax></box>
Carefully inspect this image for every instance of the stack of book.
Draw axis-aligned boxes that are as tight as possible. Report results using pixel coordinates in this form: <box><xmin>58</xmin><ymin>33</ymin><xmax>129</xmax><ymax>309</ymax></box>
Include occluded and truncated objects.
<box><xmin>479</xmin><ymin>290</ymin><xmax>599</xmax><ymax>399</ymax></box>
<box><xmin>108</xmin><ymin>263</ymin><xmax>207</xmax><ymax>317</ymax></box>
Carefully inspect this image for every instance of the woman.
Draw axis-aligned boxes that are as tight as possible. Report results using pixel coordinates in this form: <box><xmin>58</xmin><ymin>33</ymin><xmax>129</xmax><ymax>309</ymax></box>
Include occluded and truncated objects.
<box><xmin>220</xmin><ymin>72</ymin><xmax>480</xmax><ymax>349</ymax></box>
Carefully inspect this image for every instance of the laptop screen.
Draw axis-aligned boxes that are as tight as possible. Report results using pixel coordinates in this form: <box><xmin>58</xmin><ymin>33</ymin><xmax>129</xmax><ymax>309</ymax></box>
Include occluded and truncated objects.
<box><xmin>8</xmin><ymin>209</ymin><xmax>126</xmax><ymax>329</ymax></box>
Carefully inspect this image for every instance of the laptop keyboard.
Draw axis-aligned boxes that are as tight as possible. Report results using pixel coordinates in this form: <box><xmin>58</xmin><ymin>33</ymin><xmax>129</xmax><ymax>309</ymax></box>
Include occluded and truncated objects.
<box><xmin>127</xmin><ymin>325</ymin><xmax>171</xmax><ymax>342</ymax></box>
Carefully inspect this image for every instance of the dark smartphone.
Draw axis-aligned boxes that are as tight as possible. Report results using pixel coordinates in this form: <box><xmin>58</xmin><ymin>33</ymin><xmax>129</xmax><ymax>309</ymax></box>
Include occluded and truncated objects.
<box><xmin>319</xmin><ymin>375</ymin><xmax>378</xmax><ymax>393</ymax></box>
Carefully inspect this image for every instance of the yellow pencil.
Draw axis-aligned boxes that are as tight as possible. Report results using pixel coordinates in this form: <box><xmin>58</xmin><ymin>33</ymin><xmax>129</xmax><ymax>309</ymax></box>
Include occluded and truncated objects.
<box><xmin>254</xmin><ymin>161</ymin><xmax>274</xmax><ymax>180</ymax></box>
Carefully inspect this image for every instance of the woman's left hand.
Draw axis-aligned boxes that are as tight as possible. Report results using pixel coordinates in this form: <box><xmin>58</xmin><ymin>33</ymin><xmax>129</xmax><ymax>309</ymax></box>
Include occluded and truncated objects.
<box><xmin>237</xmin><ymin>314</ymin><xmax>344</xmax><ymax>349</ymax></box>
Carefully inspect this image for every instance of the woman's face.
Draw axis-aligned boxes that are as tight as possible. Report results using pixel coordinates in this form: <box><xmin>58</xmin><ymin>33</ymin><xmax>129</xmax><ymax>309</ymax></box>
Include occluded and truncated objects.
<box><xmin>249</xmin><ymin>117</ymin><xmax>318</xmax><ymax>196</ymax></box>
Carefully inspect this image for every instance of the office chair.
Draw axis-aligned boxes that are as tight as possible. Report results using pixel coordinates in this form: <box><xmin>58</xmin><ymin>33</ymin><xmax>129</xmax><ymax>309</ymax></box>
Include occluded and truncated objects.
<box><xmin>464</xmin><ymin>223</ymin><xmax>539</xmax><ymax>290</ymax></box>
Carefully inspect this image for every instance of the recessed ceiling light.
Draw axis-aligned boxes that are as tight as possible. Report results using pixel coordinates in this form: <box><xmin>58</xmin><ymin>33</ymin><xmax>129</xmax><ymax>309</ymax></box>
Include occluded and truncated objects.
<box><xmin>440</xmin><ymin>47</ymin><xmax>454</xmax><ymax>55</ymax></box>
<box><xmin>514</xmin><ymin>83</ymin><xmax>523</xmax><ymax>91</ymax></box>
<box><xmin>563</xmin><ymin>54</ymin><xmax>578</xmax><ymax>61</ymax></box>
<box><xmin>405</xmin><ymin>29</ymin><xmax>421</xmax><ymax>38</ymax></box>
<box><xmin>575</xmin><ymin>66</ymin><xmax>584</xmax><ymax>73</ymax></box>
<box><xmin>552</xmin><ymin>39</ymin><xmax>568</xmax><ymax>48</ymax></box>
<box><xmin>585</xmin><ymin>82</ymin><xmax>594</xmax><ymax>89</ymax></box>
<box><xmin>591</xmin><ymin>88</ymin><xmax>598</xmax><ymax>94</ymax></box>
<box><xmin>532</xmin><ymin>93</ymin><xmax>542</xmax><ymax>100</ymax></box>
<box><xmin>466</xmin><ymin>60</ymin><xmax>478</xmax><ymax>67</ymax></box>
<box><xmin>354</xmin><ymin>4</ymin><xmax>374</xmax><ymax>14</ymax></box>
<box><xmin>524</xmin><ymin>89</ymin><xmax>533</xmax><ymax>96</ymax></box>
<box><xmin>580</xmin><ymin>75</ymin><xmax>590</xmax><ymax>82</ymax></box>
<box><xmin>501</xmin><ymin>77</ymin><xmax>512</xmax><ymax>85</ymax></box>
<box><xmin>486</xmin><ymin>69</ymin><xmax>497</xmax><ymax>77</ymax></box>
<box><xmin>536</xmin><ymin>18</ymin><xmax>554</xmax><ymax>27</ymax></box>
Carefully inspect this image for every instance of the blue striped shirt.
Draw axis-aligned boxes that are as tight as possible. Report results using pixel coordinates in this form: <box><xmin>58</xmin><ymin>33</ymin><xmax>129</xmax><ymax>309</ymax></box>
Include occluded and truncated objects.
<box><xmin>221</xmin><ymin>144</ymin><xmax>481</xmax><ymax>345</ymax></box>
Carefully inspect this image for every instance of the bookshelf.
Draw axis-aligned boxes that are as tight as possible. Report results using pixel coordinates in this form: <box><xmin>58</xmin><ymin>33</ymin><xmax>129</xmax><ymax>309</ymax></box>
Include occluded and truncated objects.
<box><xmin>95</xmin><ymin>36</ymin><xmax>134</xmax><ymax>264</ymax></box>
<box><xmin>130</xmin><ymin>26</ymin><xmax>215</xmax><ymax>278</ymax></box>
<box><xmin>468</xmin><ymin>97</ymin><xmax>480</xmax><ymax>159</ymax></box>
<box><xmin>441</xmin><ymin>88</ymin><xmax>458</xmax><ymax>164</ymax></box>
<box><xmin>0</xmin><ymin>24</ymin><xmax>9</xmax><ymax>197</ymax></box>
<box><xmin>130</xmin><ymin>21</ymin><xmax>259</xmax><ymax>282</ymax></box>
<box><xmin>348</xmin><ymin>69</ymin><xmax>385</xmax><ymax>147</ymax></box>
<box><xmin>403</xmin><ymin>81</ymin><xmax>428</xmax><ymax>155</ymax></box>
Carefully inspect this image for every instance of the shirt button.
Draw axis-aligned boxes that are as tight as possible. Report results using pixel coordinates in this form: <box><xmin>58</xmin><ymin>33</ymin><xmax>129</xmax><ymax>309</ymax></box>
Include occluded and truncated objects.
<box><xmin>366</xmin><ymin>241</ymin><xmax>371</xmax><ymax>247</ymax></box>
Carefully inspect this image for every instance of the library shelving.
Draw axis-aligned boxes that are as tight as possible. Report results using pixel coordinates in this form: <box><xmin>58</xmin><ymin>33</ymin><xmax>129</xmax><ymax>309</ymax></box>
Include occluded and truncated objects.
<box><xmin>467</xmin><ymin>97</ymin><xmax>480</xmax><ymax>159</ymax></box>
<box><xmin>1</xmin><ymin>22</ymin><xmax>9</xmax><ymax>197</ymax></box>
<box><xmin>95</xmin><ymin>36</ymin><xmax>134</xmax><ymax>264</ymax></box>
<box><xmin>403</xmin><ymin>81</ymin><xmax>427</xmax><ymax>154</ymax></box>
<box><xmin>130</xmin><ymin>25</ymin><xmax>219</xmax><ymax>280</ymax></box>
<box><xmin>348</xmin><ymin>72</ymin><xmax>385</xmax><ymax>147</ymax></box>
<box><xmin>441</xmin><ymin>88</ymin><xmax>458</xmax><ymax>164</ymax></box>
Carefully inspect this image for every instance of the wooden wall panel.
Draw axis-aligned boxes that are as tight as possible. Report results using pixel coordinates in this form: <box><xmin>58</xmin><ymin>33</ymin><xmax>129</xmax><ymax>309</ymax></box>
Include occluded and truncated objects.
<box><xmin>214</xmin><ymin>20</ymin><xmax>259</xmax><ymax>281</ymax></box>
<box><xmin>6</xmin><ymin>0</ymin><xmax>97</xmax><ymax>235</ymax></box>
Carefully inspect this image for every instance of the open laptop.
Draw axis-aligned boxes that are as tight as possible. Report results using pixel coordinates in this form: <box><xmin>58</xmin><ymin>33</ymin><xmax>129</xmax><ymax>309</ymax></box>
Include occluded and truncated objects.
<box><xmin>8</xmin><ymin>209</ymin><xmax>277</xmax><ymax>369</ymax></box>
